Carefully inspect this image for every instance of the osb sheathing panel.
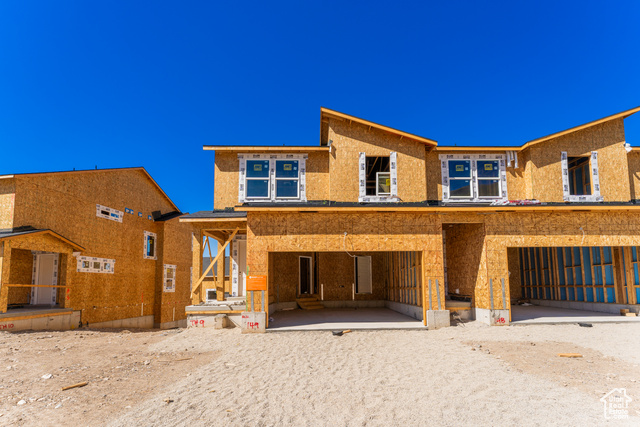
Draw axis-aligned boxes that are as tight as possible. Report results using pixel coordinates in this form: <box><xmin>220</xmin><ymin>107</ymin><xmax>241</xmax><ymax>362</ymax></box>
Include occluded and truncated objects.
<box><xmin>0</xmin><ymin>178</ymin><xmax>15</xmax><ymax>229</ymax></box>
<box><xmin>7</xmin><ymin>249</ymin><xmax>33</xmax><ymax>305</ymax></box>
<box><xmin>627</xmin><ymin>152</ymin><xmax>640</xmax><ymax>199</ymax></box>
<box><xmin>426</xmin><ymin>150</ymin><xmax>529</xmax><ymax>202</ymax></box>
<box><xmin>270</xmin><ymin>252</ymin><xmax>313</xmax><ymax>303</ymax></box>
<box><xmin>246</xmin><ymin>212</ymin><xmax>445</xmax><ymax>310</ymax></box>
<box><xmin>269</xmin><ymin>251</ymin><xmax>385</xmax><ymax>303</ymax></box>
<box><xmin>154</xmin><ymin>219</ymin><xmax>194</xmax><ymax>324</ymax></box>
<box><xmin>444</xmin><ymin>223</ymin><xmax>485</xmax><ymax>304</ymax></box>
<box><xmin>8</xmin><ymin>170</ymin><xmax>190</xmax><ymax>325</ymax></box>
<box><xmin>213</xmin><ymin>152</ymin><xmax>330</xmax><ymax>209</ymax></box>
<box><xmin>506</xmin><ymin>248</ymin><xmax>522</xmax><ymax>300</ymax></box>
<box><xmin>528</xmin><ymin>119</ymin><xmax>630</xmax><ymax>202</ymax></box>
<box><xmin>328</xmin><ymin>118</ymin><xmax>427</xmax><ymax>202</ymax></box>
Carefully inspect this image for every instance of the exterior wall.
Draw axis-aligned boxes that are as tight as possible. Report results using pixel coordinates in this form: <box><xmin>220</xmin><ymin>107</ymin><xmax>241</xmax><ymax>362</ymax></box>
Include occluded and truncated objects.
<box><xmin>246</xmin><ymin>212</ymin><xmax>445</xmax><ymax>317</ymax></box>
<box><xmin>154</xmin><ymin>218</ymin><xmax>193</xmax><ymax>326</ymax></box>
<box><xmin>627</xmin><ymin>151</ymin><xmax>640</xmax><ymax>200</ymax></box>
<box><xmin>214</xmin><ymin>152</ymin><xmax>330</xmax><ymax>209</ymax></box>
<box><xmin>6</xmin><ymin>170</ymin><xmax>192</xmax><ymax>325</ymax></box>
<box><xmin>443</xmin><ymin>223</ymin><xmax>485</xmax><ymax>304</ymax></box>
<box><xmin>269</xmin><ymin>251</ymin><xmax>385</xmax><ymax>303</ymax></box>
<box><xmin>327</xmin><ymin>118</ymin><xmax>428</xmax><ymax>202</ymax></box>
<box><xmin>528</xmin><ymin>119</ymin><xmax>629</xmax><ymax>202</ymax></box>
<box><xmin>0</xmin><ymin>178</ymin><xmax>15</xmax><ymax>229</ymax></box>
<box><xmin>7</xmin><ymin>249</ymin><xmax>33</xmax><ymax>305</ymax></box>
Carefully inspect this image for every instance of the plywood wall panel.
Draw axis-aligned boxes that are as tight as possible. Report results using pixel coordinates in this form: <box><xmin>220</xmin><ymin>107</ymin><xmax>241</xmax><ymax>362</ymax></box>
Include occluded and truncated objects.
<box><xmin>328</xmin><ymin>118</ymin><xmax>427</xmax><ymax>202</ymax></box>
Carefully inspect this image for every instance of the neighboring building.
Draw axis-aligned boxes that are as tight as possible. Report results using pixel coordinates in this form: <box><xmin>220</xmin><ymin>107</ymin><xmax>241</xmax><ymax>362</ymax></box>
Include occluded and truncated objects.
<box><xmin>0</xmin><ymin>167</ymin><xmax>193</xmax><ymax>330</ymax></box>
<box><xmin>183</xmin><ymin>106</ymin><xmax>640</xmax><ymax>330</ymax></box>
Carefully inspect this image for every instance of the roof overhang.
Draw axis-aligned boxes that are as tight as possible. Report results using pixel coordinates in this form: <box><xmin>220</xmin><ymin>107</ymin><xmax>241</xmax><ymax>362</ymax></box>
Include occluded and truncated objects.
<box><xmin>0</xmin><ymin>229</ymin><xmax>85</xmax><ymax>251</ymax></box>
<box><xmin>235</xmin><ymin>204</ymin><xmax>640</xmax><ymax>213</ymax></box>
<box><xmin>203</xmin><ymin>146</ymin><xmax>329</xmax><ymax>153</ymax></box>
<box><xmin>320</xmin><ymin>107</ymin><xmax>438</xmax><ymax>146</ymax></box>
<box><xmin>180</xmin><ymin>216</ymin><xmax>247</xmax><ymax>223</ymax></box>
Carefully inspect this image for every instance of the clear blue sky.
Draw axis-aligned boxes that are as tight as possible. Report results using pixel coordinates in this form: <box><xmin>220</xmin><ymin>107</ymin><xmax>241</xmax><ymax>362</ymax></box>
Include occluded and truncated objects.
<box><xmin>1</xmin><ymin>1</ymin><xmax>639</xmax><ymax>214</ymax></box>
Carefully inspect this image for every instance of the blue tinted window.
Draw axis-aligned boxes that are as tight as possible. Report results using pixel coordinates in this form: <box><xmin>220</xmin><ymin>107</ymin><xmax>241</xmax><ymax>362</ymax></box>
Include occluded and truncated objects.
<box><xmin>477</xmin><ymin>179</ymin><xmax>499</xmax><ymax>197</ymax></box>
<box><xmin>275</xmin><ymin>160</ymin><xmax>299</xmax><ymax>178</ymax></box>
<box><xmin>246</xmin><ymin>160</ymin><xmax>270</xmax><ymax>178</ymax></box>
<box><xmin>477</xmin><ymin>160</ymin><xmax>499</xmax><ymax>178</ymax></box>
<box><xmin>448</xmin><ymin>160</ymin><xmax>470</xmax><ymax>178</ymax></box>
<box><xmin>246</xmin><ymin>179</ymin><xmax>269</xmax><ymax>198</ymax></box>
<box><xmin>276</xmin><ymin>180</ymin><xmax>298</xmax><ymax>198</ymax></box>
<box><xmin>450</xmin><ymin>179</ymin><xmax>471</xmax><ymax>197</ymax></box>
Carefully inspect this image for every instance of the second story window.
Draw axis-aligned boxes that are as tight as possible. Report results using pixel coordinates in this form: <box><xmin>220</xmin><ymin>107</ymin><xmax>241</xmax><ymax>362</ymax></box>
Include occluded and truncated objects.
<box><xmin>440</xmin><ymin>154</ymin><xmax>507</xmax><ymax>203</ymax></box>
<box><xmin>246</xmin><ymin>160</ymin><xmax>270</xmax><ymax>199</ymax></box>
<box><xmin>359</xmin><ymin>152</ymin><xmax>398</xmax><ymax>202</ymax></box>
<box><xmin>365</xmin><ymin>157</ymin><xmax>390</xmax><ymax>196</ymax></box>
<box><xmin>275</xmin><ymin>160</ymin><xmax>299</xmax><ymax>198</ymax></box>
<box><xmin>238</xmin><ymin>154</ymin><xmax>307</xmax><ymax>203</ymax></box>
<box><xmin>561</xmin><ymin>151</ymin><xmax>602</xmax><ymax>202</ymax></box>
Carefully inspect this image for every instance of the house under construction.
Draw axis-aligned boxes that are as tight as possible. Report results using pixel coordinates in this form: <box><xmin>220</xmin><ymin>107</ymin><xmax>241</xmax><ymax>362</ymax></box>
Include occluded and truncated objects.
<box><xmin>182</xmin><ymin>106</ymin><xmax>640</xmax><ymax>331</ymax></box>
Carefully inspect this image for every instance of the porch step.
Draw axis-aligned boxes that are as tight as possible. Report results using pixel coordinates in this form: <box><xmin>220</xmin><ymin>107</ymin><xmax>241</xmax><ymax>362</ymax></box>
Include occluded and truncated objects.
<box><xmin>296</xmin><ymin>296</ymin><xmax>324</xmax><ymax>310</ymax></box>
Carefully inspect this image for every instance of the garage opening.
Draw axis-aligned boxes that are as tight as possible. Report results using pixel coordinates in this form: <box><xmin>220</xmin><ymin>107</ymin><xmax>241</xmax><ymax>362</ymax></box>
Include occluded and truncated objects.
<box><xmin>510</xmin><ymin>246</ymin><xmax>640</xmax><ymax>324</ymax></box>
<box><xmin>267</xmin><ymin>251</ymin><xmax>425</xmax><ymax>330</ymax></box>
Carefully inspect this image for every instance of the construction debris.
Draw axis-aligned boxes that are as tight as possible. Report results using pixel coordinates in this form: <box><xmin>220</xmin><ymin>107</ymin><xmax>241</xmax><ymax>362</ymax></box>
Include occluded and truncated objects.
<box><xmin>558</xmin><ymin>353</ymin><xmax>583</xmax><ymax>358</ymax></box>
<box><xmin>61</xmin><ymin>381</ymin><xmax>88</xmax><ymax>391</ymax></box>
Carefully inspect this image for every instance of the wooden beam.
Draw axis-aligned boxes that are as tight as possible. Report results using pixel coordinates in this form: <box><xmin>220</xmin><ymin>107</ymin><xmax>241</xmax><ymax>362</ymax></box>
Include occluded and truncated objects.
<box><xmin>192</xmin><ymin>227</ymin><xmax>239</xmax><ymax>295</ymax></box>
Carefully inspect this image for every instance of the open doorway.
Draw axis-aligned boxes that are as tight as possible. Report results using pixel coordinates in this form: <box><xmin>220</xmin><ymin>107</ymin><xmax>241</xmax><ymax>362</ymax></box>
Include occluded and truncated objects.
<box><xmin>299</xmin><ymin>256</ymin><xmax>312</xmax><ymax>295</ymax></box>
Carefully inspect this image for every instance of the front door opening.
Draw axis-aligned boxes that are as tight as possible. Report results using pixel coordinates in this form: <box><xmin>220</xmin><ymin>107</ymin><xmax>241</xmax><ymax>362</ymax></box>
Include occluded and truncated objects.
<box><xmin>299</xmin><ymin>256</ymin><xmax>312</xmax><ymax>295</ymax></box>
<box><xmin>33</xmin><ymin>254</ymin><xmax>56</xmax><ymax>306</ymax></box>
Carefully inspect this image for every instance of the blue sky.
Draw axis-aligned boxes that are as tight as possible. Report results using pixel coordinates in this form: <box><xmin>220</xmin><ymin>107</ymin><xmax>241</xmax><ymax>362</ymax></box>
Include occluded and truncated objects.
<box><xmin>1</xmin><ymin>1</ymin><xmax>639</xmax><ymax>214</ymax></box>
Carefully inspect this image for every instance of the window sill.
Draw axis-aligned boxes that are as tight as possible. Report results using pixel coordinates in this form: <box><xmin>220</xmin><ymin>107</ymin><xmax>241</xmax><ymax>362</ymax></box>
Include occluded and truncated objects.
<box><xmin>358</xmin><ymin>196</ymin><xmax>400</xmax><ymax>203</ymax></box>
<box><xmin>563</xmin><ymin>195</ymin><xmax>604</xmax><ymax>202</ymax></box>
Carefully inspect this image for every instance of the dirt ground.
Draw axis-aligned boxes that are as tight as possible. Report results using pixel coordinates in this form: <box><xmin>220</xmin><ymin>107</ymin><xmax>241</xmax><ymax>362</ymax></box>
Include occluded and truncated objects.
<box><xmin>1</xmin><ymin>322</ymin><xmax>639</xmax><ymax>426</ymax></box>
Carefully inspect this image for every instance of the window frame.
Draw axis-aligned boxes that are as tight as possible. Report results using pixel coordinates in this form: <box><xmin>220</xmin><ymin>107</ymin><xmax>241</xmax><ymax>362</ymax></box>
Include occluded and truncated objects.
<box><xmin>238</xmin><ymin>154</ymin><xmax>307</xmax><ymax>203</ymax></box>
<box><xmin>143</xmin><ymin>231</ymin><xmax>157</xmax><ymax>260</ymax></box>
<box><xmin>561</xmin><ymin>151</ymin><xmax>602</xmax><ymax>202</ymax></box>
<box><xmin>376</xmin><ymin>171</ymin><xmax>391</xmax><ymax>196</ymax></box>
<box><xmin>440</xmin><ymin>154</ymin><xmax>507</xmax><ymax>203</ymax></box>
<box><xmin>358</xmin><ymin>152</ymin><xmax>398</xmax><ymax>203</ymax></box>
<box><xmin>245</xmin><ymin>159</ymin><xmax>271</xmax><ymax>200</ymax></box>
<box><xmin>163</xmin><ymin>264</ymin><xmax>176</xmax><ymax>293</ymax></box>
<box><xmin>96</xmin><ymin>204</ymin><xmax>123</xmax><ymax>223</ymax></box>
<box><xmin>274</xmin><ymin>159</ymin><xmax>300</xmax><ymax>200</ymax></box>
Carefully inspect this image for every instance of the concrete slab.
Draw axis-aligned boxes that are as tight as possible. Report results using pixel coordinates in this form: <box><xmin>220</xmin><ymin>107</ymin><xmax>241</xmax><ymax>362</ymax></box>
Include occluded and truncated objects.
<box><xmin>268</xmin><ymin>308</ymin><xmax>426</xmax><ymax>331</ymax></box>
<box><xmin>511</xmin><ymin>304</ymin><xmax>640</xmax><ymax>325</ymax></box>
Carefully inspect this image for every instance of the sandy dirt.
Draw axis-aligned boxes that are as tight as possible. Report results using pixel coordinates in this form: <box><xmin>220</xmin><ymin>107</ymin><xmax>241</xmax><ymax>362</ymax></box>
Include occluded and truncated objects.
<box><xmin>1</xmin><ymin>322</ymin><xmax>639</xmax><ymax>426</ymax></box>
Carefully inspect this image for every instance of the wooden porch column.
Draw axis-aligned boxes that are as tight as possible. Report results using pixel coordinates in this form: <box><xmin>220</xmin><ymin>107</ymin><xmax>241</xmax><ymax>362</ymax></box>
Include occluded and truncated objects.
<box><xmin>216</xmin><ymin>240</ymin><xmax>225</xmax><ymax>301</ymax></box>
<box><xmin>0</xmin><ymin>241</ymin><xmax>10</xmax><ymax>314</ymax></box>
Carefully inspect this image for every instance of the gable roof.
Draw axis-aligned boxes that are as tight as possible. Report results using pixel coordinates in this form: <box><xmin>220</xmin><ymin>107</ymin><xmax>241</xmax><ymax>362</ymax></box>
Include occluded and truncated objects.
<box><xmin>0</xmin><ymin>167</ymin><xmax>180</xmax><ymax>212</ymax></box>
<box><xmin>320</xmin><ymin>107</ymin><xmax>438</xmax><ymax>146</ymax></box>
<box><xmin>0</xmin><ymin>226</ymin><xmax>85</xmax><ymax>251</ymax></box>
<box><xmin>437</xmin><ymin>105</ymin><xmax>640</xmax><ymax>152</ymax></box>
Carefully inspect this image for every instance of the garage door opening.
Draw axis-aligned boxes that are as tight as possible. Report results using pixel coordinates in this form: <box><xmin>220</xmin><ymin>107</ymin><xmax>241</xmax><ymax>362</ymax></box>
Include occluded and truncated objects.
<box><xmin>267</xmin><ymin>251</ymin><xmax>425</xmax><ymax>330</ymax></box>
<box><xmin>510</xmin><ymin>246</ymin><xmax>640</xmax><ymax>324</ymax></box>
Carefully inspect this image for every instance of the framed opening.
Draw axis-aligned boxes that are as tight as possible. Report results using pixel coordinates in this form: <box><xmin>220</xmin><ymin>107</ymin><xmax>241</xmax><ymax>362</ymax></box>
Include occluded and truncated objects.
<box><xmin>365</xmin><ymin>157</ymin><xmax>390</xmax><ymax>196</ymax></box>
<box><xmin>568</xmin><ymin>156</ymin><xmax>592</xmax><ymax>196</ymax></box>
<box><xmin>354</xmin><ymin>255</ymin><xmax>372</xmax><ymax>294</ymax></box>
<box><xmin>299</xmin><ymin>256</ymin><xmax>313</xmax><ymax>295</ymax></box>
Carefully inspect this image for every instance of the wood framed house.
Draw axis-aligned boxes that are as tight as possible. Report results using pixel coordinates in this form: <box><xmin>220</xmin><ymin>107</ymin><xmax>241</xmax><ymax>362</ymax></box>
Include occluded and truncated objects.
<box><xmin>183</xmin><ymin>106</ymin><xmax>640</xmax><ymax>330</ymax></box>
<box><xmin>0</xmin><ymin>167</ymin><xmax>194</xmax><ymax>331</ymax></box>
